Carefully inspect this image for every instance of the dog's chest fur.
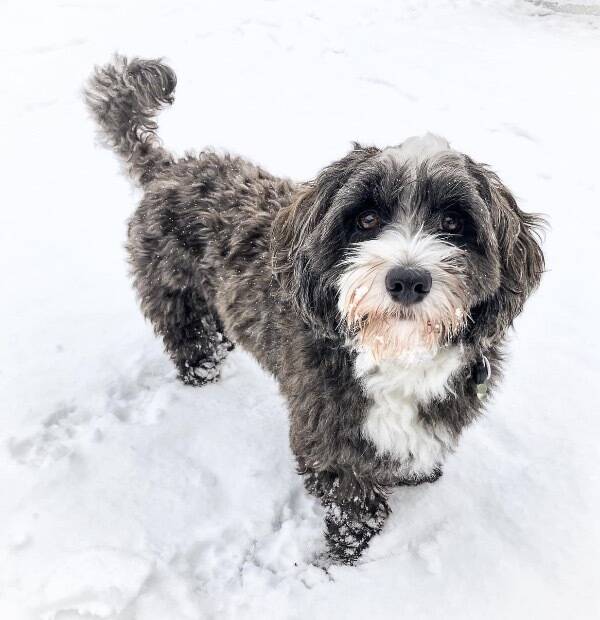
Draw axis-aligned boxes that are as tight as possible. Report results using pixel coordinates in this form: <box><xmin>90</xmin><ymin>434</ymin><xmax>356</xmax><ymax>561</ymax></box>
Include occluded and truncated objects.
<box><xmin>355</xmin><ymin>346</ymin><xmax>464</xmax><ymax>477</ymax></box>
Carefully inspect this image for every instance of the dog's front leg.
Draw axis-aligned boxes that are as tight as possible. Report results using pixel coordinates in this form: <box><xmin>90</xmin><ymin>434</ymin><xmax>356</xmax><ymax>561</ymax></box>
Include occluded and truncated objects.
<box><xmin>304</xmin><ymin>469</ymin><xmax>390</xmax><ymax>565</ymax></box>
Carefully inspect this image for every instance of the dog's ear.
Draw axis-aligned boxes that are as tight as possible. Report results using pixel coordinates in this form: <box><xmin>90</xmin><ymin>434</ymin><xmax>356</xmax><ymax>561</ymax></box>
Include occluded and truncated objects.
<box><xmin>272</xmin><ymin>144</ymin><xmax>378</xmax><ymax>337</ymax></box>
<box><xmin>467</xmin><ymin>161</ymin><xmax>545</xmax><ymax>344</ymax></box>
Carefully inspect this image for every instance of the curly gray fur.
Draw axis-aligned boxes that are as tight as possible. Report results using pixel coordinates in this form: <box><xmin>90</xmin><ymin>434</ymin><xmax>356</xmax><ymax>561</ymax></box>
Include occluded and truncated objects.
<box><xmin>85</xmin><ymin>54</ymin><xmax>176</xmax><ymax>185</ymax></box>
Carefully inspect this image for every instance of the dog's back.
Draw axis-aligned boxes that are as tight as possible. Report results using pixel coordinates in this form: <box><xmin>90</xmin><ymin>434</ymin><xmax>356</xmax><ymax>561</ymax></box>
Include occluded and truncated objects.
<box><xmin>85</xmin><ymin>55</ymin><xmax>296</xmax><ymax>384</ymax></box>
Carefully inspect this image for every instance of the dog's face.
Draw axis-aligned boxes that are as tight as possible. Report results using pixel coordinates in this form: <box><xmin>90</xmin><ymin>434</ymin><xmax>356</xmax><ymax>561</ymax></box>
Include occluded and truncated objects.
<box><xmin>273</xmin><ymin>134</ymin><xmax>544</xmax><ymax>360</ymax></box>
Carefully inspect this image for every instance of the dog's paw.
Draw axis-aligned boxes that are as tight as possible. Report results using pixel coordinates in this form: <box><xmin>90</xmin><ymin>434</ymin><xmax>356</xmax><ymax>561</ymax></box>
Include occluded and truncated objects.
<box><xmin>396</xmin><ymin>466</ymin><xmax>443</xmax><ymax>487</ymax></box>
<box><xmin>175</xmin><ymin>339</ymin><xmax>234</xmax><ymax>387</ymax></box>
<box><xmin>324</xmin><ymin>498</ymin><xmax>390</xmax><ymax>566</ymax></box>
<box><xmin>177</xmin><ymin>360</ymin><xmax>222</xmax><ymax>386</ymax></box>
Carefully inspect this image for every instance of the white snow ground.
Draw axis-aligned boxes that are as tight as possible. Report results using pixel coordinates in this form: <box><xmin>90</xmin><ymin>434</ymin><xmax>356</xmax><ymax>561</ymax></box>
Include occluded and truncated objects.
<box><xmin>1</xmin><ymin>0</ymin><xmax>600</xmax><ymax>618</ymax></box>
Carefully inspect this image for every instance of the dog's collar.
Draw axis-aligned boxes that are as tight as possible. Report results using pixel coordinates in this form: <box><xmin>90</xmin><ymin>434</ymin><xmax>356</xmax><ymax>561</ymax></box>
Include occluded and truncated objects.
<box><xmin>473</xmin><ymin>354</ymin><xmax>491</xmax><ymax>400</ymax></box>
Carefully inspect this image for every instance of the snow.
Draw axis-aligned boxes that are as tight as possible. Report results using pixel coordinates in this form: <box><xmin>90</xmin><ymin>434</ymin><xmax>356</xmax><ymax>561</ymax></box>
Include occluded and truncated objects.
<box><xmin>1</xmin><ymin>0</ymin><xmax>600</xmax><ymax>618</ymax></box>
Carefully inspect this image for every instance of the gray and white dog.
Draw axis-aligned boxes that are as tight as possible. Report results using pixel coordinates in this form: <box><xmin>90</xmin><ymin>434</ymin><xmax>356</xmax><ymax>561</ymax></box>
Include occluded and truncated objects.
<box><xmin>85</xmin><ymin>56</ymin><xmax>544</xmax><ymax>564</ymax></box>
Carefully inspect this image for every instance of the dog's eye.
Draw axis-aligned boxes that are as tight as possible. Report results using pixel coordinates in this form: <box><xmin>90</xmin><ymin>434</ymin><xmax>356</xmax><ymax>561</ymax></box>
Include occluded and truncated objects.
<box><xmin>356</xmin><ymin>210</ymin><xmax>381</xmax><ymax>231</ymax></box>
<box><xmin>441</xmin><ymin>212</ymin><xmax>463</xmax><ymax>234</ymax></box>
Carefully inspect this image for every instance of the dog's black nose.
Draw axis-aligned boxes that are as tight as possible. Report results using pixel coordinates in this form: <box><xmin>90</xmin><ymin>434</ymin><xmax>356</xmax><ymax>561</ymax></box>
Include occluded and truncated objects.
<box><xmin>385</xmin><ymin>267</ymin><xmax>432</xmax><ymax>305</ymax></box>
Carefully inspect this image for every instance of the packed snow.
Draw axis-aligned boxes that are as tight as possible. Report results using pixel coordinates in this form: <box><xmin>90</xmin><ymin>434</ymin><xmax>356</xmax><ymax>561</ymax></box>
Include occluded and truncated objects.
<box><xmin>1</xmin><ymin>0</ymin><xmax>600</xmax><ymax>618</ymax></box>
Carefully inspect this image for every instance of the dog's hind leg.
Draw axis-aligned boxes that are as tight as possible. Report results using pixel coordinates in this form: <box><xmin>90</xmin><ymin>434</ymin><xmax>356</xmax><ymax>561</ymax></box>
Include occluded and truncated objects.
<box><xmin>142</xmin><ymin>285</ymin><xmax>234</xmax><ymax>386</ymax></box>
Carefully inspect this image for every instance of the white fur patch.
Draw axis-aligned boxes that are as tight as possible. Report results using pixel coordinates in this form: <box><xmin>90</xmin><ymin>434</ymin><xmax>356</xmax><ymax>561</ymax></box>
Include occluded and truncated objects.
<box><xmin>356</xmin><ymin>345</ymin><xmax>463</xmax><ymax>477</ymax></box>
<box><xmin>382</xmin><ymin>132</ymin><xmax>451</xmax><ymax>167</ymax></box>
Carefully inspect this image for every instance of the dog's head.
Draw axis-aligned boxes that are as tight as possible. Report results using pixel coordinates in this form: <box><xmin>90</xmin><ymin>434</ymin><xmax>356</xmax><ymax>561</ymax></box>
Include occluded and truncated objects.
<box><xmin>272</xmin><ymin>134</ymin><xmax>544</xmax><ymax>361</ymax></box>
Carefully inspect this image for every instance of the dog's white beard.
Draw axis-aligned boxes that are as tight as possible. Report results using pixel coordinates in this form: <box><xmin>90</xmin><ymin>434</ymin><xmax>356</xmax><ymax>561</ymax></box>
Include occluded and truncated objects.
<box><xmin>337</xmin><ymin>226</ymin><xmax>468</xmax><ymax>364</ymax></box>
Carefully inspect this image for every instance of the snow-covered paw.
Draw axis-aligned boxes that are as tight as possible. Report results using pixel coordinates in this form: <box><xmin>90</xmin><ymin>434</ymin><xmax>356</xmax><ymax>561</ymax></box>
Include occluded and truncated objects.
<box><xmin>176</xmin><ymin>340</ymin><xmax>234</xmax><ymax>386</ymax></box>
<box><xmin>324</xmin><ymin>498</ymin><xmax>390</xmax><ymax>566</ymax></box>
<box><xmin>178</xmin><ymin>360</ymin><xmax>222</xmax><ymax>386</ymax></box>
<box><xmin>397</xmin><ymin>466</ymin><xmax>443</xmax><ymax>486</ymax></box>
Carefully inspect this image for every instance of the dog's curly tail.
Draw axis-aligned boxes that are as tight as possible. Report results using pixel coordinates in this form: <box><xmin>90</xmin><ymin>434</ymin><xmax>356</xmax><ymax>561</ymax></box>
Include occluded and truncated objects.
<box><xmin>84</xmin><ymin>54</ymin><xmax>176</xmax><ymax>186</ymax></box>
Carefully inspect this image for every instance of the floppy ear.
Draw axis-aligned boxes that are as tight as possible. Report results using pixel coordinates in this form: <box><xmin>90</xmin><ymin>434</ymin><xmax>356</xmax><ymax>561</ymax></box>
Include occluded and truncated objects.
<box><xmin>467</xmin><ymin>163</ymin><xmax>545</xmax><ymax>345</ymax></box>
<box><xmin>272</xmin><ymin>144</ymin><xmax>378</xmax><ymax>337</ymax></box>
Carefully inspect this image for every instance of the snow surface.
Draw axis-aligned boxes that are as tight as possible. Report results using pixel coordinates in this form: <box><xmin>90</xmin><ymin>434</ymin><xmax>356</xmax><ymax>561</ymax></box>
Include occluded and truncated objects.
<box><xmin>2</xmin><ymin>0</ymin><xmax>600</xmax><ymax>618</ymax></box>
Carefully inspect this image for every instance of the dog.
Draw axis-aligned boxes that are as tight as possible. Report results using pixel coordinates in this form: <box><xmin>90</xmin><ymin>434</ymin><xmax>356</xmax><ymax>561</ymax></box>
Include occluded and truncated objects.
<box><xmin>85</xmin><ymin>55</ymin><xmax>544</xmax><ymax>564</ymax></box>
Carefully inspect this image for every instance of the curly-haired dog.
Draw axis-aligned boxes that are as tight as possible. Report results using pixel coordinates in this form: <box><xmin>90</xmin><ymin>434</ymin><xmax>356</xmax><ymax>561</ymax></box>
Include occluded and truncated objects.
<box><xmin>85</xmin><ymin>56</ymin><xmax>544</xmax><ymax>564</ymax></box>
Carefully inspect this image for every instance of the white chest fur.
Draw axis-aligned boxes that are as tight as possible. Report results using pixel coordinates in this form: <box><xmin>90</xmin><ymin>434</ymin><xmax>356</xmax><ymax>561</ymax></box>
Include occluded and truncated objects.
<box><xmin>356</xmin><ymin>346</ymin><xmax>464</xmax><ymax>477</ymax></box>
